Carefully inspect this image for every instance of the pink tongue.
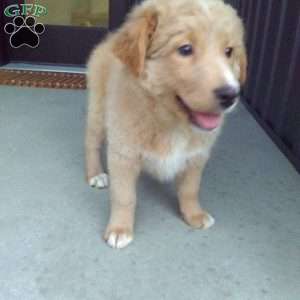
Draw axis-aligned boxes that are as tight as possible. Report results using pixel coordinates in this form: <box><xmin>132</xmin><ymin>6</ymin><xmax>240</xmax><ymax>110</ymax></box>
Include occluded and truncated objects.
<box><xmin>191</xmin><ymin>112</ymin><xmax>221</xmax><ymax>130</ymax></box>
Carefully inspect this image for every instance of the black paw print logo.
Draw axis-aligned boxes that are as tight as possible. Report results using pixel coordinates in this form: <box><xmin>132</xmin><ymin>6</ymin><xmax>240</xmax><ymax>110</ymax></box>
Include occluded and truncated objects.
<box><xmin>4</xmin><ymin>16</ymin><xmax>45</xmax><ymax>48</ymax></box>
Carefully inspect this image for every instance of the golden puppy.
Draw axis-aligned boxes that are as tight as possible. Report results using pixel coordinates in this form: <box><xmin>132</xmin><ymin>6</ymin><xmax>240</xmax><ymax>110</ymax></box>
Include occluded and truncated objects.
<box><xmin>85</xmin><ymin>0</ymin><xmax>247</xmax><ymax>249</ymax></box>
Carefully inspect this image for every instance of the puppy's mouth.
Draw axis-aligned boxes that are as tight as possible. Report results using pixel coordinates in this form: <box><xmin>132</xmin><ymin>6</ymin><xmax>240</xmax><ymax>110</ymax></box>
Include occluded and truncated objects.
<box><xmin>176</xmin><ymin>95</ymin><xmax>222</xmax><ymax>131</ymax></box>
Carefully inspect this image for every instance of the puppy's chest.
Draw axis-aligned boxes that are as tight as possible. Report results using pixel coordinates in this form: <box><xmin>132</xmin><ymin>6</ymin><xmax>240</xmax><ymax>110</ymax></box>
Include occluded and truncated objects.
<box><xmin>143</xmin><ymin>137</ymin><xmax>208</xmax><ymax>181</ymax></box>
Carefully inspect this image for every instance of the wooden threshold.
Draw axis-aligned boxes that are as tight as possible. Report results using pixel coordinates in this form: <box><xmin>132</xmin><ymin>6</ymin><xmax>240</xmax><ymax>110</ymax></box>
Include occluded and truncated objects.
<box><xmin>0</xmin><ymin>69</ymin><xmax>86</xmax><ymax>89</ymax></box>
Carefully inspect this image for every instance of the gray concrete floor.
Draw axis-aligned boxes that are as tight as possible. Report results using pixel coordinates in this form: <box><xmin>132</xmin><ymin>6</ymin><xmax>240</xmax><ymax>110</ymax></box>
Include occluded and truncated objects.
<box><xmin>0</xmin><ymin>86</ymin><xmax>299</xmax><ymax>300</ymax></box>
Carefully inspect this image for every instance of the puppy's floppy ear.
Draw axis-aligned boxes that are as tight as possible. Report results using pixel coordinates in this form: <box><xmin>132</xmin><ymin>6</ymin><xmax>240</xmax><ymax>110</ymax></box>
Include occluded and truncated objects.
<box><xmin>239</xmin><ymin>45</ymin><xmax>248</xmax><ymax>85</ymax></box>
<box><xmin>112</xmin><ymin>9</ymin><xmax>158</xmax><ymax>77</ymax></box>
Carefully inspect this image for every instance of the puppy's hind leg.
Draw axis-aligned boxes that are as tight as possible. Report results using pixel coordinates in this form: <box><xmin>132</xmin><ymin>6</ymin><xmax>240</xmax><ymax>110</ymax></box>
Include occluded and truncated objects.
<box><xmin>85</xmin><ymin>44</ymin><xmax>112</xmax><ymax>189</ymax></box>
<box><xmin>85</xmin><ymin>89</ymin><xmax>108</xmax><ymax>189</ymax></box>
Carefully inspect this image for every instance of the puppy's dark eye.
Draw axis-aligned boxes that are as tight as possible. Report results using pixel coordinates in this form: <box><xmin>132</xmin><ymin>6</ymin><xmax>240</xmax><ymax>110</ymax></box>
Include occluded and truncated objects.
<box><xmin>178</xmin><ymin>44</ymin><xmax>193</xmax><ymax>56</ymax></box>
<box><xmin>225</xmin><ymin>47</ymin><xmax>234</xmax><ymax>58</ymax></box>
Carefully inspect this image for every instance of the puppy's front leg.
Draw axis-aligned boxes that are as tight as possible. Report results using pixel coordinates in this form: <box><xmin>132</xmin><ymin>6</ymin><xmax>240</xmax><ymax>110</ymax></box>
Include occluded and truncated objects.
<box><xmin>104</xmin><ymin>151</ymin><xmax>141</xmax><ymax>249</ymax></box>
<box><xmin>176</xmin><ymin>158</ymin><xmax>215</xmax><ymax>229</ymax></box>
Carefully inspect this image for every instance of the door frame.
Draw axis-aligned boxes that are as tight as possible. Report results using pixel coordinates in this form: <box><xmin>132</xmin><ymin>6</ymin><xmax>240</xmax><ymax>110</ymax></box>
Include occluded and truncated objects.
<box><xmin>0</xmin><ymin>0</ymin><xmax>9</xmax><ymax>66</ymax></box>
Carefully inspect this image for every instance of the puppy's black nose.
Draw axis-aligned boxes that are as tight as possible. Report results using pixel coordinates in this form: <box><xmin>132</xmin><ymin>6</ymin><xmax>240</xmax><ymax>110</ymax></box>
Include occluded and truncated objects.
<box><xmin>214</xmin><ymin>85</ymin><xmax>239</xmax><ymax>109</ymax></box>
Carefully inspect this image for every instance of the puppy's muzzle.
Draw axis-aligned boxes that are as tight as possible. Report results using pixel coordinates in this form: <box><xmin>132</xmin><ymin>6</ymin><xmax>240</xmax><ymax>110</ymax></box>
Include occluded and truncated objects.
<box><xmin>214</xmin><ymin>85</ymin><xmax>240</xmax><ymax>110</ymax></box>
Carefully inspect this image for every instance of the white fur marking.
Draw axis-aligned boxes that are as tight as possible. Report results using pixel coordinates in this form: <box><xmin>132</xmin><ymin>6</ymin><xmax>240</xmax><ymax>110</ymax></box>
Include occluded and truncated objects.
<box><xmin>107</xmin><ymin>232</ymin><xmax>133</xmax><ymax>249</ymax></box>
<box><xmin>144</xmin><ymin>134</ymin><xmax>210</xmax><ymax>181</ymax></box>
<box><xmin>203</xmin><ymin>213</ymin><xmax>215</xmax><ymax>229</ymax></box>
<box><xmin>89</xmin><ymin>173</ymin><xmax>109</xmax><ymax>189</ymax></box>
<box><xmin>218</xmin><ymin>60</ymin><xmax>239</xmax><ymax>90</ymax></box>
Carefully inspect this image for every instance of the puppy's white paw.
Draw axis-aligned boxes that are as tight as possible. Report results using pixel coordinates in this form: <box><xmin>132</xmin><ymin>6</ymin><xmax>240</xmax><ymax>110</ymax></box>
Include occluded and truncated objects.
<box><xmin>104</xmin><ymin>228</ymin><xmax>133</xmax><ymax>249</ymax></box>
<box><xmin>202</xmin><ymin>213</ymin><xmax>215</xmax><ymax>229</ymax></box>
<box><xmin>89</xmin><ymin>173</ymin><xmax>109</xmax><ymax>189</ymax></box>
<box><xmin>183</xmin><ymin>211</ymin><xmax>215</xmax><ymax>229</ymax></box>
<box><xmin>107</xmin><ymin>233</ymin><xmax>133</xmax><ymax>249</ymax></box>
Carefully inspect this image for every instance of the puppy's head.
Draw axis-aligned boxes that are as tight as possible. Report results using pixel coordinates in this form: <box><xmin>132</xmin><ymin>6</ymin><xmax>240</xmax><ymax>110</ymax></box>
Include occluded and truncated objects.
<box><xmin>113</xmin><ymin>0</ymin><xmax>247</xmax><ymax>131</ymax></box>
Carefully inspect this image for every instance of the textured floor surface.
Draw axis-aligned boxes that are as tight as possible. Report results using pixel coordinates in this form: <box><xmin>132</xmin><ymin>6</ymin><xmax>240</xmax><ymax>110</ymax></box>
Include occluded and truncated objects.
<box><xmin>0</xmin><ymin>86</ymin><xmax>299</xmax><ymax>300</ymax></box>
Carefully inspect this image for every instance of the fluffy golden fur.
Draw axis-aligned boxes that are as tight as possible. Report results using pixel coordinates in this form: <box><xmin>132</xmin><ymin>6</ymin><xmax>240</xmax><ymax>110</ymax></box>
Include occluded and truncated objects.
<box><xmin>85</xmin><ymin>0</ymin><xmax>247</xmax><ymax>248</ymax></box>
